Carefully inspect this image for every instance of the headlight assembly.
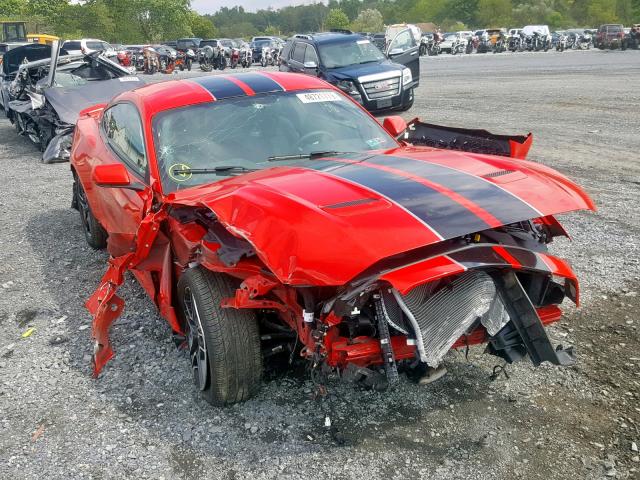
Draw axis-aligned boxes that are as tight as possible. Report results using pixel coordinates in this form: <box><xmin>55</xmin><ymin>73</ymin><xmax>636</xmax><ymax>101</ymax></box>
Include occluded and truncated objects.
<box><xmin>336</xmin><ymin>80</ymin><xmax>360</xmax><ymax>96</ymax></box>
<box><xmin>402</xmin><ymin>68</ymin><xmax>412</xmax><ymax>86</ymax></box>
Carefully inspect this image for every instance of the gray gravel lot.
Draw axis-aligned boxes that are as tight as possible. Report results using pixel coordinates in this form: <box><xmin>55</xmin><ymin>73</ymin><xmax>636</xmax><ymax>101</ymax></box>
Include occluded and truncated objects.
<box><xmin>0</xmin><ymin>50</ymin><xmax>639</xmax><ymax>479</ymax></box>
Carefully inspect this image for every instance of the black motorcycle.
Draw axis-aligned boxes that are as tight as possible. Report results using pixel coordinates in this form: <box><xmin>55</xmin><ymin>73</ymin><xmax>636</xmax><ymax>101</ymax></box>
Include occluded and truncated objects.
<box><xmin>199</xmin><ymin>44</ymin><xmax>226</xmax><ymax>71</ymax></box>
<box><xmin>627</xmin><ymin>28</ymin><xmax>639</xmax><ymax>49</ymax></box>
<box><xmin>419</xmin><ymin>35</ymin><xmax>430</xmax><ymax>56</ymax></box>
<box><xmin>507</xmin><ymin>35</ymin><xmax>519</xmax><ymax>52</ymax></box>
<box><xmin>493</xmin><ymin>33</ymin><xmax>506</xmax><ymax>53</ymax></box>
<box><xmin>556</xmin><ymin>33</ymin><xmax>568</xmax><ymax>52</ymax></box>
<box><xmin>532</xmin><ymin>32</ymin><xmax>550</xmax><ymax>51</ymax></box>
<box><xmin>465</xmin><ymin>38</ymin><xmax>474</xmax><ymax>54</ymax></box>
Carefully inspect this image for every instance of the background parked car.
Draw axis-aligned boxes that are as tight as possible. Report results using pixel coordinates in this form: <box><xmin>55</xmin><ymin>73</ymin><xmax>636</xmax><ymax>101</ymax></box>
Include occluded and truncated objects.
<box><xmin>594</xmin><ymin>24</ymin><xmax>626</xmax><ymax>49</ymax></box>
<box><xmin>176</xmin><ymin>37</ymin><xmax>201</xmax><ymax>53</ymax></box>
<box><xmin>251</xmin><ymin>38</ymin><xmax>278</xmax><ymax>63</ymax></box>
<box><xmin>61</xmin><ymin>39</ymin><xmax>117</xmax><ymax>57</ymax></box>
<box><xmin>439</xmin><ymin>32</ymin><xmax>465</xmax><ymax>54</ymax></box>
<box><xmin>280</xmin><ymin>30</ymin><xmax>418</xmax><ymax>112</ymax></box>
<box><xmin>0</xmin><ymin>41</ymin><xmax>28</xmax><ymax>62</ymax></box>
<box><xmin>199</xmin><ymin>38</ymin><xmax>224</xmax><ymax>63</ymax></box>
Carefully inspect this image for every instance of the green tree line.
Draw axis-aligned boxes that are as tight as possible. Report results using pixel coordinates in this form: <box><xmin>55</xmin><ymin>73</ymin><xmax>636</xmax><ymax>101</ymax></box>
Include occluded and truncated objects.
<box><xmin>1</xmin><ymin>0</ymin><xmax>638</xmax><ymax>42</ymax></box>
<box><xmin>211</xmin><ymin>0</ymin><xmax>639</xmax><ymax>36</ymax></box>
<box><xmin>0</xmin><ymin>0</ymin><xmax>216</xmax><ymax>42</ymax></box>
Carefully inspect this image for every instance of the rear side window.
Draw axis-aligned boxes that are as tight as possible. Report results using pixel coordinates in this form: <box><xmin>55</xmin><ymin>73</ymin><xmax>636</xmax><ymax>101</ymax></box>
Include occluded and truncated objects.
<box><xmin>63</xmin><ymin>41</ymin><xmax>81</xmax><ymax>50</ymax></box>
<box><xmin>304</xmin><ymin>45</ymin><xmax>318</xmax><ymax>64</ymax></box>
<box><xmin>86</xmin><ymin>41</ymin><xmax>103</xmax><ymax>50</ymax></box>
<box><xmin>102</xmin><ymin>103</ymin><xmax>147</xmax><ymax>178</ymax></box>
<box><xmin>178</xmin><ymin>39</ymin><xmax>198</xmax><ymax>49</ymax></box>
<box><xmin>292</xmin><ymin>42</ymin><xmax>306</xmax><ymax>62</ymax></box>
<box><xmin>390</xmin><ymin>30</ymin><xmax>415</xmax><ymax>52</ymax></box>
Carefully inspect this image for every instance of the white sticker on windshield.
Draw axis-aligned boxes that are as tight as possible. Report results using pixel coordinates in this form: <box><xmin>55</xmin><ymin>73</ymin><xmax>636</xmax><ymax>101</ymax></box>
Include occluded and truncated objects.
<box><xmin>356</xmin><ymin>39</ymin><xmax>370</xmax><ymax>45</ymax></box>
<box><xmin>296</xmin><ymin>92</ymin><xmax>342</xmax><ymax>103</ymax></box>
<box><xmin>119</xmin><ymin>76</ymin><xmax>141</xmax><ymax>82</ymax></box>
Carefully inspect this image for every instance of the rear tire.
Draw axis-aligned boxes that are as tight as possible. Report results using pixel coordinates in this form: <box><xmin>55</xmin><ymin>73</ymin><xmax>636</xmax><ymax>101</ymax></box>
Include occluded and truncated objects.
<box><xmin>177</xmin><ymin>268</ymin><xmax>262</xmax><ymax>406</ymax></box>
<box><xmin>74</xmin><ymin>174</ymin><xmax>107</xmax><ymax>249</ymax></box>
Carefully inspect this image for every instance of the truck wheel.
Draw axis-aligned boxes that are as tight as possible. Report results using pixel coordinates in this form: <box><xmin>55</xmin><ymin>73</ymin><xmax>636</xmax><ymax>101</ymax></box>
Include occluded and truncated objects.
<box><xmin>400</xmin><ymin>91</ymin><xmax>415</xmax><ymax>111</ymax></box>
<box><xmin>74</xmin><ymin>174</ymin><xmax>107</xmax><ymax>249</ymax></box>
<box><xmin>177</xmin><ymin>268</ymin><xmax>262</xmax><ymax>406</ymax></box>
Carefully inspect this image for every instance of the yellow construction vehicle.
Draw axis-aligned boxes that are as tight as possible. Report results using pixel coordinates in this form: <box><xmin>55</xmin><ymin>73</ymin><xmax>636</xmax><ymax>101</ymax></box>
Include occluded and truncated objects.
<box><xmin>27</xmin><ymin>33</ymin><xmax>59</xmax><ymax>45</ymax></box>
<box><xmin>0</xmin><ymin>21</ymin><xmax>27</xmax><ymax>43</ymax></box>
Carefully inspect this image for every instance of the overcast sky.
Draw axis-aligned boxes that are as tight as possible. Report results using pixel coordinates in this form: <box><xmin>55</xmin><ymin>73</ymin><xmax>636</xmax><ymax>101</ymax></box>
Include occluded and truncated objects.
<box><xmin>192</xmin><ymin>0</ymin><xmax>323</xmax><ymax>14</ymax></box>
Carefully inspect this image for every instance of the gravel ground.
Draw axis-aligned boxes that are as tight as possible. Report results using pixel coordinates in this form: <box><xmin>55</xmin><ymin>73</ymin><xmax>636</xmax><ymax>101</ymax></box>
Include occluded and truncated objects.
<box><xmin>0</xmin><ymin>50</ymin><xmax>639</xmax><ymax>479</ymax></box>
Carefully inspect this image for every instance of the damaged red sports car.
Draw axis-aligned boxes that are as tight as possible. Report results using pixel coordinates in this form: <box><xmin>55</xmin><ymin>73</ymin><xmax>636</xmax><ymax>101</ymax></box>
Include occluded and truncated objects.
<box><xmin>70</xmin><ymin>72</ymin><xmax>595</xmax><ymax>405</ymax></box>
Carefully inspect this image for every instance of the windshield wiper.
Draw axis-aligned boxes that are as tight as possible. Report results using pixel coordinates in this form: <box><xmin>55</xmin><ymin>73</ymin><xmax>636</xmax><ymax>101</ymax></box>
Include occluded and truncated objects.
<box><xmin>169</xmin><ymin>165</ymin><xmax>258</xmax><ymax>176</ymax></box>
<box><xmin>267</xmin><ymin>151</ymin><xmax>354</xmax><ymax>162</ymax></box>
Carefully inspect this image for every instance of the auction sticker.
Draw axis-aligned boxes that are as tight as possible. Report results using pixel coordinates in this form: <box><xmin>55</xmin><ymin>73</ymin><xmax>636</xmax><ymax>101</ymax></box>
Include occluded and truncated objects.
<box><xmin>296</xmin><ymin>92</ymin><xmax>342</xmax><ymax>103</ymax></box>
<box><xmin>356</xmin><ymin>39</ymin><xmax>370</xmax><ymax>44</ymax></box>
<box><xmin>119</xmin><ymin>76</ymin><xmax>141</xmax><ymax>82</ymax></box>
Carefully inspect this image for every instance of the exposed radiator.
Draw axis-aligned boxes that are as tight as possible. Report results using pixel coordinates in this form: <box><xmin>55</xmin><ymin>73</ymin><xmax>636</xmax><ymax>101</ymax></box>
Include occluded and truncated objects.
<box><xmin>390</xmin><ymin>271</ymin><xmax>511</xmax><ymax>367</ymax></box>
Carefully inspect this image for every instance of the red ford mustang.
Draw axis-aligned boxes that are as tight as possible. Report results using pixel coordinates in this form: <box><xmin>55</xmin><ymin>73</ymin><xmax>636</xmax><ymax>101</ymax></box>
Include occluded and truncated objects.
<box><xmin>70</xmin><ymin>72</ymin><xmax>595</xmax><ymax>405</ymax></box>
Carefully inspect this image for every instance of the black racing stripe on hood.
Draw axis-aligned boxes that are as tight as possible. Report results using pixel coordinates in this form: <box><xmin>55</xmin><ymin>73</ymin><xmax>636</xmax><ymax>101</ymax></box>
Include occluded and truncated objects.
<box><xmin>189</xmin><ymin>76</ymin><xmax>246</xmax><ymax>99</ymax></box>
<box><xmin>368</xmin><ymin>155</ymin><xmax>541</xmax><ymax>224</ymax></box>
<box><xmin>233</xmin><ymin>73</ymin><xmax>284</xmax><ymax>93</ymax></box>
<box><xmin>307</xmin><ymin>160</ymin><xmax>492</xmax><ymax>239</ymax></box>
<box><xmin>449</xmin><ymin>246</ymin><xmax>551</xmax><ymax>272</ymax></box>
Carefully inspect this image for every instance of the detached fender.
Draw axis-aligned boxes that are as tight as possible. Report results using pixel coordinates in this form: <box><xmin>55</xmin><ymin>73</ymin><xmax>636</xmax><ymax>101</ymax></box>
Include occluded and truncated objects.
<box><xmin>404</xmin><ymin>118</ymin><xmax>533</xmax><ymax>159</ymax></box>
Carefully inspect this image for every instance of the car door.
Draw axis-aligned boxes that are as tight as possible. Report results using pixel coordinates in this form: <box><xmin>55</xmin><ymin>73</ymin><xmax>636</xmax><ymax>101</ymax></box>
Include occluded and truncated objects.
<box><xmin>386</xmin><ymin>28</ymin><xmax>420</xmax><ymax>84</ymax></box>
<box><xmin>287</xmin><ymin>41</ymin><xmax>307</xmax><ymax>73</ymax></box>
<box><xmin>94</xmin><ymin>102</ymin><xmax>150</xmax><ymax>255</ymax></box>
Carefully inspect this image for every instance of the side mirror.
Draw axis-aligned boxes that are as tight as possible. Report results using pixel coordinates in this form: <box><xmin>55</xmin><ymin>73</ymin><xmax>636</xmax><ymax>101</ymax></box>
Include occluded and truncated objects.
<box><xmin>92</xmin><ymin>163</ymin><xmax>134</xmax><ymax>188</ymax></box>
<box><xmin>303</xmin><ymin>60</ymin><xmax>317</xmax><ymax>69</ymax></box>
<box><xmin>387</xmin><ymin>47</ymin><xmax>403</xmax><ymax>56</ymax></box>
<box><xmin>382</xmin><ymin>116</ymin><xmax>407</xmax><ymax>138</ymax></box>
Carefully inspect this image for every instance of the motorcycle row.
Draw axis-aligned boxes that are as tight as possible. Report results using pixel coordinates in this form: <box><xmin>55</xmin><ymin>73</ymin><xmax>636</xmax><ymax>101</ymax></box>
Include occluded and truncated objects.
<box><xmin>419</xmin><ymin>30</ymin><xmax>593</xmax><ymax>57</ymax></box>
<box><xmin>117</xmin><ymin>45</ymin><xmax>197</xmax><ymax>74</ymax></box>
<box><xmin>115</xmin><ymin>41</ymin><xmax>282</xmax><ymax>74</ymax></box>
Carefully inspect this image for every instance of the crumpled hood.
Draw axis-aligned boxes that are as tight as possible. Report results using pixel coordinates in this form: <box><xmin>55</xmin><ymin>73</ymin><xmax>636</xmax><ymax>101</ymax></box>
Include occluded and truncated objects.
<box><xmin>44</xmin><ymin>76</ymin><xmax>145</xmax><ymax>125</ymax></box>
<box><xmin>169</xmin><ymin>148</ymin><xmax>594</xmax><ymax>286</ymax></box>
<box><xmin>325</xmin><ymin>61</ymin><xmax>403</xmax><ymax>83</ymax></box>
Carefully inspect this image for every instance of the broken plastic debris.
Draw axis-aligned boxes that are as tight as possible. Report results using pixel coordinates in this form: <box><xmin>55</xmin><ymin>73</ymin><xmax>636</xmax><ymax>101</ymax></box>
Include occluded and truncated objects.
<box><xmin>31</xmin><ymin>424</ymin><xmax>45</xmax><ymax>442</ymax></box>
<box><xmin>21</xmin><ymin>327</ymin><xmax>36</xmax><ymax>338</ymax></box>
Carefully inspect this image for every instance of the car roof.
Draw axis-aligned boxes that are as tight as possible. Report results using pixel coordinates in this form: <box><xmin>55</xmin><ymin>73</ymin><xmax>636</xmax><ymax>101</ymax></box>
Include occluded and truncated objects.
<box><xmin>119</xmin><ymin>72</ymin><xmax>334</xmax><ymax>118</ymax></box>
<box><xmin>295</xmin><ymin>32</ymin><xmax>365</xmax><ymax>45</ymax></box>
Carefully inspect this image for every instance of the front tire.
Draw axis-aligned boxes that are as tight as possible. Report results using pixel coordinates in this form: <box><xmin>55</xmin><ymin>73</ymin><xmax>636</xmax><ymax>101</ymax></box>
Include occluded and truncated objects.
<box><xmin>177</xmin><ymin>269</ymin><xmax>262</xmax><ymax>406</ymax></box>
<box><xmin>400</xmin><ymin>90</ymin><xmax>415</xmax><ymax>111</ymax></box>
